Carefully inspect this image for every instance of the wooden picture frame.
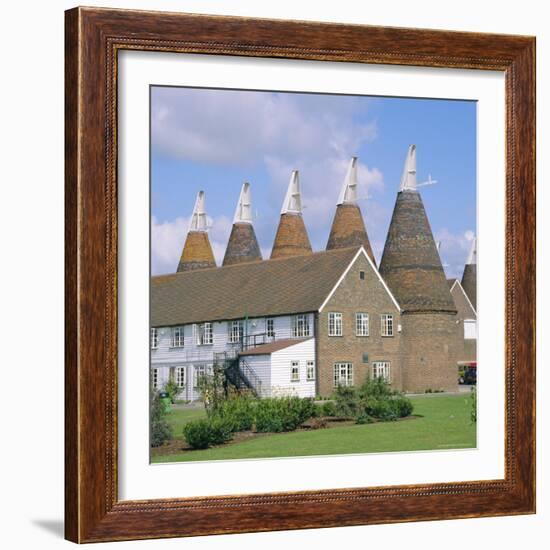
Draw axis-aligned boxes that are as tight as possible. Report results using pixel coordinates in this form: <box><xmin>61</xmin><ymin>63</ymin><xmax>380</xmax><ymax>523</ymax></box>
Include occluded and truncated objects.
<box><xmin>65</xmin><ymin>6</ymin><xmax>536</xmax><ymax>543</ymax></box>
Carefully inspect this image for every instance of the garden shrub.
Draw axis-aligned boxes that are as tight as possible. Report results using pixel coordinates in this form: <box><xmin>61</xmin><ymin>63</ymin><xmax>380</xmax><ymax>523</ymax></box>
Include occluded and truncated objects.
<box><xmin>470</xmin><ymin>386</ymin><xmax>477</xmax><ymax>423</ymax></box>
<box><xmin>255</xmin><ymin>396</ymin><xmax>315</xmax><ymax>433</ymax></box>
<box><xmin>355</xmin><ymin>413</ymin><xmax>374</xmax><ymax>425</ymax></box>
<box><xmin>392</xmin><ymin>396</ymin><xmax>414</xmax><ymax>418</ymax></box>
<box><xmin>358</xmin><ymin>377</ymin><xmax>394</xmax><ymax>400</ymax></box>
<box><xmin>183</xmin><ymin>417</ymin><xmax>233</xmax><ymax>449</ymax></box>
<box><xmin>150</xmin><ymin>390</ymin><xmax>173</xmax><ymax>447</ymax></box>
<box><xmin>363</xmin><ymin>398</ymin><xmax>398</xmax><ymax>421</ymax></box>
<box><xmin>163</xmin><ymin>378</ymin><xmax>181</xmax><ymax>404</ymax></box>
<box><xmin>333</xmin><ymin>385</ymin><xmax>360</xmax><ymax>418</ymax></box>
<box><xmin>214</xmin><ymin>393</ymin><xmax>256</xmax><ymax>432</ymax></box>
<box><xmin>356</xmin><ymin>378</ymin><xmax>413</xmax><ymax>421</ymax></box>
<box><xmin>321</xmin><ymin>401</ymin><xmax>337</xmax><ymax>417</ymax></box>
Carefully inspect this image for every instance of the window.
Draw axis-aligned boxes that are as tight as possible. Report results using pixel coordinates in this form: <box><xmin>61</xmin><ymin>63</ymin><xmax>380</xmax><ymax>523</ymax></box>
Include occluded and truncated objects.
<box><xmin>381</xmin><ymin>314</ymin><xmax>394</xmax><ymax>337</ymax></box>
<box><xmin>372</xmin><ymin>361</ymin><xmax>391</xmax><ymax>382</ymax></box>
<box><xmin>306</xmin><ymin>360</ymin><xmax>315</xmax><ymax>381</ymax></box>
<box><xmin>291</xmin><ymin>314</ymin><xmax>310</xmax><ymax>338</ymax></box>
<box><xmin>266</xmin><ymin>318</ymin><xmax>275</xmax><ymax>338</ymax></box>
<box><xmin>356</xmin><ymin>313</ymin><xmax>369</xmax><ymax>336</ymax></box>
<box><xmin>195</xmin><ymin>322</ymin><xmax>213</xmax><ymax>345</ymax></box>
<box><xmin>290</xmin><ymin>360</ymin><xmax>300</xmax><ymax>382</ymax></box>
<box><xmin>328</xmin><ymin>312</ymin><xmax>343</xmax><ymax>336</ymax></box>
<box><xmin>359</xmin><ymin>270</ymin><xmax>365</xmax><ymax>280</ymax></box>
<box><xmin>228</xmin><ymin>320</ymin><xmax>244</xmax><ymax>344</ymax></box>
<box><xmin>175</xmin><ymin>367</ymin><xmax>186</xmax><ymax>388</ymax></box>
<box><xmin>464</xmin><ymin>320</ymin><xmax>476</xmax><ymax>340</ymax></box>
<box><xmin>333</xmin><ymin>363</ymin><xmax>353</xmax><ymax>387</ymax></box>
<box><xmin>171</xmin><ymin>326</ymin><xmax>184</xmax><ymax>347</ymax></box>
<box><xmin>151</xmin><ymin>368</ymin><xmax>159</xmax><ymax>389</ymax></box>
<box><xmin>150</xmin><ymin>328</ymin><xmax>158</xmax><ymax>349</ymax></box>
<box><xmin>194</xmin><ymin>365</ymin><xmax>212</xmax><ymax>388</ymax></box>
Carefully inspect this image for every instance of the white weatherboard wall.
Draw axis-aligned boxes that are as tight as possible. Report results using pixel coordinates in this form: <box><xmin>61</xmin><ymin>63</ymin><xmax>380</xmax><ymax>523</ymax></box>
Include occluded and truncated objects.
<box><xmin>151</xmin><ymin>313</ymin><xmax>315</xmax><ymax>364</ymax></box>
<box><xmin>271</xmin><ymin>338</ymin><xmax>316</xmax><ymax>397</ymax></box>
<box><xmin>241</xmin><ymin>355</ymin><xmax>272</xmax><ymax>397</ymax></box>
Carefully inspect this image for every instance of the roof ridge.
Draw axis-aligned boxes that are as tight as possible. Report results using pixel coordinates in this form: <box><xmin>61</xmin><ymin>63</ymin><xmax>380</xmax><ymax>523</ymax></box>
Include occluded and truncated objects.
<box><xmin>152</xmin><ymin>245</ymin><xmax>361</xmax><ymax>280</ymax></box>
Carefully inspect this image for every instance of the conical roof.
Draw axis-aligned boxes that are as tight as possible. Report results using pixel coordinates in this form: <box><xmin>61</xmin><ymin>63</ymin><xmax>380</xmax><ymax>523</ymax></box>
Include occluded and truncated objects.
<box><xmin>379</xmin><ymin>147</ymin><xmax>456</xmax><ymax>313</ymax></box>
<box><xmin>271</xmin><ymin>171</ymin><xmax>312</xmax><ymax>259</ymax></box>
<box><xmin>176</xmin><ymin>191</ymin><xmax>217</xmax><ymax>272</ymax></box>
<box><xmin>461</xmin><ymin>237</ymin><xmax>477</xmax><ymax>310</ymax></box>
<box><xmin>326</xmin><ymin>157</ymin><xmax>376</xmax><ymax>264</ymax></box>
<box><xmin>223</xmin><ymin>183</ymin><xmax>262</xmax><ymax>266</ymax></box>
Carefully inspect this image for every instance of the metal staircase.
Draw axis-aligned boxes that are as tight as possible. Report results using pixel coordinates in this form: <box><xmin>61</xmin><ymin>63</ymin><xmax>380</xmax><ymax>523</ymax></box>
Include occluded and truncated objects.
<box><xmin>214</xmin><ymin>351</ymin><xmax>263</xmax><ymax>397</ymax></box>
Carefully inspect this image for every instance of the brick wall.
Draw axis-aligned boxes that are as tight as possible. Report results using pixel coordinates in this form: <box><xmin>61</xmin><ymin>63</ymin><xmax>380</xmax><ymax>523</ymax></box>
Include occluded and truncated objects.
<box><xmin>400</xmin><ymin>312</ymin><xmax>461</xmax><ymax>393</ymax></box>
<box><xmin>316</xmin><ymin>253</ymin><xmax>403</xmax><ymax>396</ymax></box>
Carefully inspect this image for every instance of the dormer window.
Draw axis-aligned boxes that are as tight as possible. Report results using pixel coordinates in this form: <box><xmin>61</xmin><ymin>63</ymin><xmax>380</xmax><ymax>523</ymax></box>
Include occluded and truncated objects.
<box><xmin>195</xmin><ymin>322</ymin><xmax>213</xmax><ymax>345</ymax></box>
<box><xmin>171</xmin><ymin>326</ymin><xmax>184</xmax><ymax>348</ymax></box>
<box><xmin>291</xmin><ymin>314</ymin><xmax>310</xmax><ymax>338</ymax></box>
<box><xmin>229</xmin><ymin>320</ymin><xmax>244</xmax><ymax>344</ymax></box>
<box><xmin>150</xmin><ymin>328</ymin><xmax>158</xmax><ymax>350</ymax></box>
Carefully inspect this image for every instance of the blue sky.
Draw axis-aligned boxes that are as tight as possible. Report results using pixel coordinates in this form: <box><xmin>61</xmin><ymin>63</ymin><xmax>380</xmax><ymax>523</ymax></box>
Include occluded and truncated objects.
<box><xmin>151</xmin><ymin>86</ymin><xmax>476</xmax><ymax>278</ymax></box>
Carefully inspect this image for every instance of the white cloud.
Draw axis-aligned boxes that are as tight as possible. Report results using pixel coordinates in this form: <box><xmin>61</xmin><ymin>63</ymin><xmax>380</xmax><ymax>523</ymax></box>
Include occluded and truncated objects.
<box><xmin>151</xmin><ymin>215</ymin><xmax>232</xmax><ymax>275</ymax></box>
<box><xmin>435</xmin><ymin>228</ymin><xmax>476</xmax><ymax>279</ymax></box>
<box><xmin>152</xmin><ymin>89</ymin><xmax>378</xmax><ymax>169</ymax></box>
<box><xmin>151</xmin><ymin>87</ymin><xmax>385</xmax><ymax>258</ymax></box>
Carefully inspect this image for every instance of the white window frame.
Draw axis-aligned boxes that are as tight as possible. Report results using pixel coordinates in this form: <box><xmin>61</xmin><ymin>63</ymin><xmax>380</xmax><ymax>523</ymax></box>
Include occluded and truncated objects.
<box><xmin>306</xmin><ymin>360</ymin><xmax>315</xmax><ymax>381</ymax></box>
<box><xmin>381</xmin><ymin>314</ymin><xmax>394</xmax><ymax>337</ymax></box>
<box><xmin>372</xmin><ymin>361</ymin><xmax>391</xmax><ymax>382</ymax></box>
<box><xmin>328</xmin><ymin>312</ymin><xmax>343</xmax><ymax>337</ymax></box>
<box><xmin>175</xmin><ymin>366</ymin><xmax>186</xmax><ymax>388</ymax></box>
<box><xmin>150</xmin><ymin>327</ymin><xmax>158</xmax><ymax>350</ymax></box>
<box><xmin>356</xmin><ymin>312</ymin><xmax>370</xmax><ymax>336</ymax></box>
<box><xmin>228</xmin><ymin>320</ymin><xmax>244</xmax><ymax>344</ymax></box>
<box><xmin>193</xmin><ymin>364</ymin><xmax>213</xmax><ymax>388</ymax></box>
<box><xmin>291</xmin><ymin>314</ymin><xmax>311</xmax><ymax>338</ymax></box>
<box><xmin>151</xmin><ymin>368</ymin><xmax>159</xmax><ymax>389</ymax></box>
<box><xmin>195</xmin><ymin>322</ymin><xmax>213</xmax><ymax>345</ymax></box>
<box><xmin>333</xmin><ymin>362</ymin><xmax>353</xmax><ymax>387</ymax></box>
<box><xmin>290</xmin><ymin>360</ymin><xmax>300</xmax><ymax>382</ymax></box>
<box><xmin>266</xmin><ymin>317</ymin><xmax>275</xmax><ymax>338</ymax></box>
<box><xmin>171</xmin><ymin>326</ymin><xmax>184</xmax><ymax>348</ymax></box>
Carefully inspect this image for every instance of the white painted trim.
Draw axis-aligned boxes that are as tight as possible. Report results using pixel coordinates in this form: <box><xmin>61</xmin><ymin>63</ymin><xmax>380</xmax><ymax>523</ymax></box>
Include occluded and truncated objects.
<box><xmin>450</xmin><ymin>279</ymin><xmax>477</xmax><ymax>317</ymax></box>
<box><xmin>318</xmin><ymin>247</ymin><xmax>401</xmax><ymax>313</ymax></box>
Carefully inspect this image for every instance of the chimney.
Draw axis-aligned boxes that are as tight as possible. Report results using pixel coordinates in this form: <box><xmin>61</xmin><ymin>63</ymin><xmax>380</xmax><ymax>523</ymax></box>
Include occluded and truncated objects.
<box><xmin>222</xmin><ymin>182</ymin><xmax>262</xmax><ymax>266</ymax></box>
<box><xmin>461</xmin><ymin>237</ymin><xmax>477</xmax><ymax>309</ymax></box>
<box><xmin>270</xmin><ymin>170</ymin><xmax>313</xmax><ymax>259</ymax></box>
<box><xmin>176</xmin><ymin>191</ymin><xmax>217</xmax><ymax>272</ymax></box>
<box><xmin>379</xmin><ymin>145</ymin><xmax>456</xmax><ymax>313</ymax></box>
<box><xmin>326</xmin><ymin>156</ymin><xmax>376</xmax><ymax>264</ymax></box>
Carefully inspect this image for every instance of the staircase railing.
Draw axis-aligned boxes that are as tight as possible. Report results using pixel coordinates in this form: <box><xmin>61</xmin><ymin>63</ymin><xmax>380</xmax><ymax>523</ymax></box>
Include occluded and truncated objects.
<box><xmin>241</xmin><ymin>332</ymin><xmax>275</xmax><ymax>351</ymax></box>
<box><xmin>214</xmin><ymin>351</ymin><xmax>262</xmax><ymax>397</ymax></box>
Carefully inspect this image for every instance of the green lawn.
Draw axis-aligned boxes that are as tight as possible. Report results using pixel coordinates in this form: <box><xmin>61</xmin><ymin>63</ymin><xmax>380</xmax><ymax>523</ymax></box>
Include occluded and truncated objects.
<box><xmin>152</xmin><ymin>394</ymin><xmax>476</xmax><ymax>463</ymax></box>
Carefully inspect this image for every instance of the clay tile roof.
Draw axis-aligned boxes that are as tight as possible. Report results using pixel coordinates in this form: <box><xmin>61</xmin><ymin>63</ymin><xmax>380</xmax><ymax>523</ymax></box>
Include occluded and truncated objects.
<box><xmin>448</xmin><ymin>279</ymin><xmax>476</xmax><ymax>319</ymax></box>
<box><xmin>152</xmin><ymin>246</ymin><xmax>360</xmax><ymax>327</ymax></box>
<box><xmin>222</xmin><ymin>222</ymin><xmax>262</xmax><ymax>266</ymax></box>
<box><xmin>239</xmin><ymin>338</ymin><xmax>311</xmax><ymax>356</ymax></box>
<box><xmin>447</xmin><ymin>278</ymin><xmax>458</xmax><ymax>289</ymax></box>
<box><xmin>270</xmin><ymin>213</ymin><xmax>313</xmax><ymax>259</ymax></box>
<box><xmin>177</xmin><ymin>231</ymin><xmax>216</xmax><ymax>272</ymax></box>
<box><xmin>379</xmin><ymin>191</ymin><xmax>457</xmax><ymax>314</ymax></box>
<box><xmin>326</xmin><ymin>203</ymin><xmax>376</xmax><ymax>265</ymax></box>
<box><xmin>461</xmin><ymin>264</ymin><xmax>477</xmax><ymax>310</ymax></box>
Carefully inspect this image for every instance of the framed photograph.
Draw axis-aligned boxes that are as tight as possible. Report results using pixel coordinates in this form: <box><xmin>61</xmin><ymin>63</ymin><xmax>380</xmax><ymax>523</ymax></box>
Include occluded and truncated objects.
<box><xmin>65</xmin><ymin>7</ymin><xmax>535</xmax><ymax>543</ymax></box>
